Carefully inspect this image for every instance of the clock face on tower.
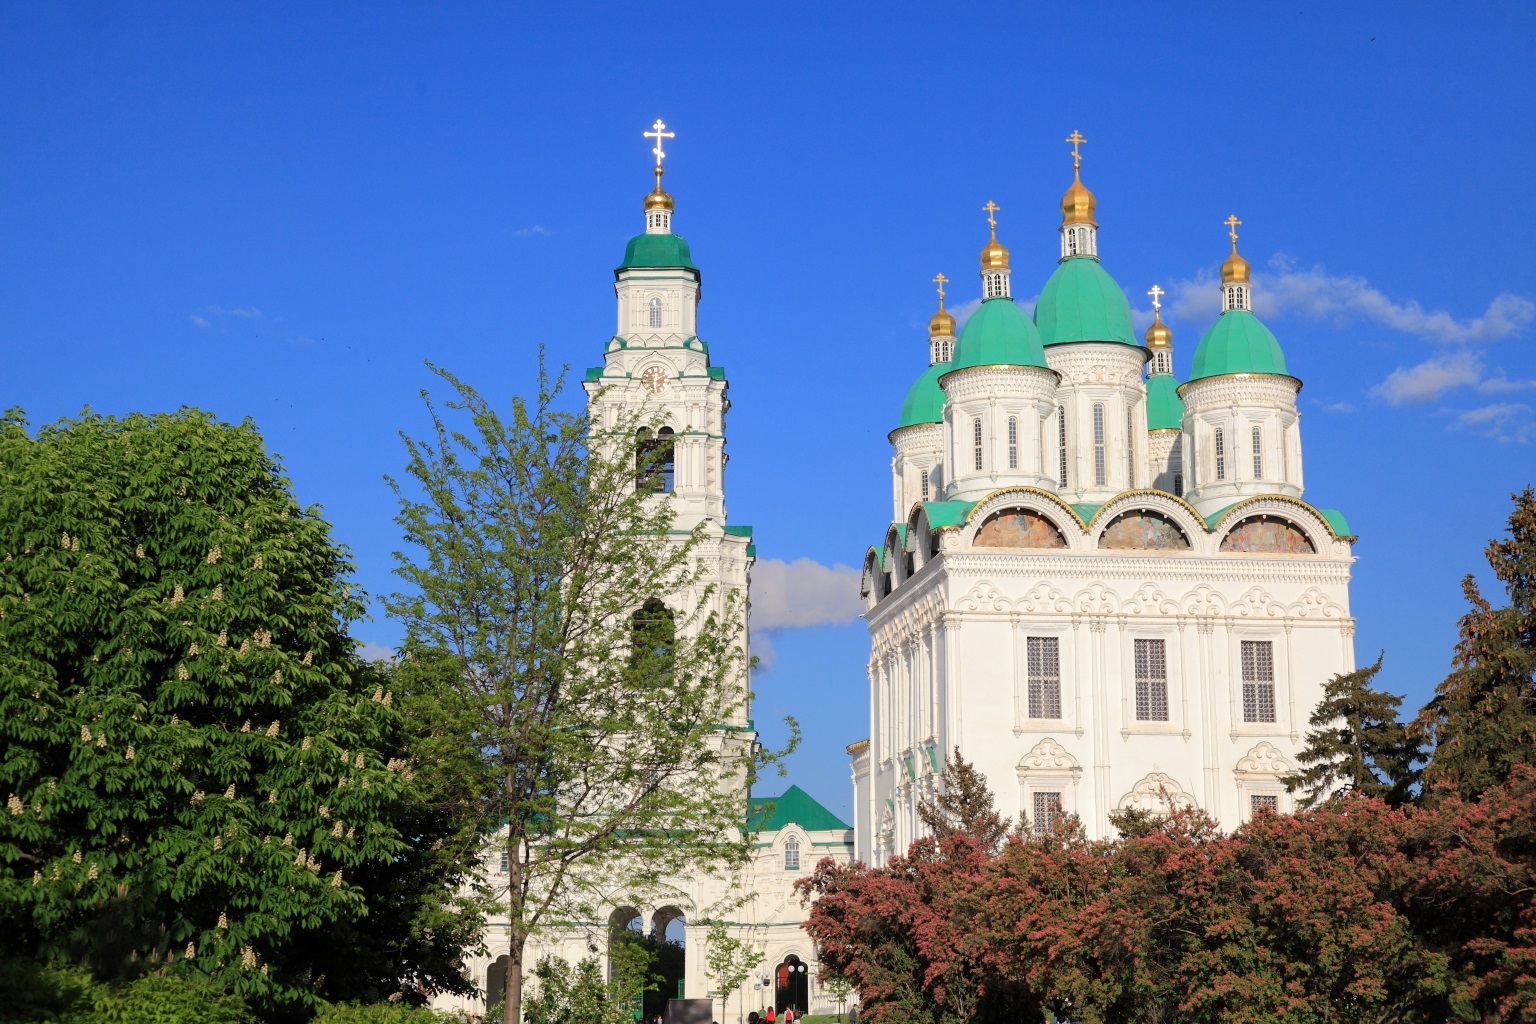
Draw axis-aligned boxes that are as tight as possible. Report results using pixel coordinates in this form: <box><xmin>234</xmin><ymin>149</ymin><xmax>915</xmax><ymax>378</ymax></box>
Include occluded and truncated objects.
<box><xmin>641</xmin><ymin>366</ymin><xmax>669</xmax><ymax>395</ymax></box>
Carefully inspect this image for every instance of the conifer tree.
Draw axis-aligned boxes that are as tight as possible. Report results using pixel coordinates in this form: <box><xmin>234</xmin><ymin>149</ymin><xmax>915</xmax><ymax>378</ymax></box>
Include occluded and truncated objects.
<box><xmin>917</xmin><ymin>747</ymin><xmax>1011</xmax><ymax>852</ymax></box>
<box><xmin>1418</xmin><ymin>487</ymin><xmax>1536</xmax><ymax>800</ymax></box>
<box><xmin>1284</xmin><ymin>654</ymin><xmax>1421</xmax><ymax>808</ymax></box>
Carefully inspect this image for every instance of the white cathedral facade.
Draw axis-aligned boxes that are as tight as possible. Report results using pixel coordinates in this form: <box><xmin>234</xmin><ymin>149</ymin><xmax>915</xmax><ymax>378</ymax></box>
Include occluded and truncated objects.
<box><xmin>849</xmin><ymin>139</ymin><xmax>1358</xmax><ymax>860</ymax></box>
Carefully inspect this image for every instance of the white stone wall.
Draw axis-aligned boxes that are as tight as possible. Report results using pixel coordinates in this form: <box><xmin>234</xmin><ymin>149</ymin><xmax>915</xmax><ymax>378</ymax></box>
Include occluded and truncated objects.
<box><xmin>1044</xmin><ymin>342</ymin><xmax>1150</xmax><ymax>502</ymax></box>
<box><xmin>1180</xmin><ymin>374</ymin><xmax>1303</xmax><ymax>517</ymax></box>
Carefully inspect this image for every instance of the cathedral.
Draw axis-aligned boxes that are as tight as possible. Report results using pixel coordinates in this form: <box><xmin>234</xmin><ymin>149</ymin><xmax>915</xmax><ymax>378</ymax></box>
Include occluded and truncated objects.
<box><xmin>849</xmin><ymin>134</ymin><xmax>1358</xmax><ymax>860</ymax></box>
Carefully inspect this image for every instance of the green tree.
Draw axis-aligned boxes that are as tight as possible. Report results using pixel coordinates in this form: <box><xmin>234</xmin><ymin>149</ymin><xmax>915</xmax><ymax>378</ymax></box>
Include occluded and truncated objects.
<box><xmin>702</xmin><ymin>920</ymin><xmax>763</xmax><ymax>1021</ymax></box>
<box><xmin>818</xmin><ymin>971</ymin><xmax>854</xmax><ymax>1022</ymax></box>
<box><xmin>522</xmin><ymin>956</ymin><xmax>635</xmax><ymax>1024</ymax></box>
<box><xmin>0</xmin><ymin>409</ymin><xmax>454</xmax><ymax>1012</ymax></box>
<box><xmin>1418</xmin><ymin>487</ymin><xmax>1536</xmax><ymax>800</ymax></box>
<box><xmin>917</xmin><ymin>748</ymin><xmax>1012</xmax><ymax>852</ymax></box>
<box><xmin>387</xmin><ymin>362</ymin><xmax>793</xmax><ymax>1024</ymax></box>
<box><xmin>1285</xmin><ymin>654</ymin><xmax>1421</xmax><ymax>808</ymax></box>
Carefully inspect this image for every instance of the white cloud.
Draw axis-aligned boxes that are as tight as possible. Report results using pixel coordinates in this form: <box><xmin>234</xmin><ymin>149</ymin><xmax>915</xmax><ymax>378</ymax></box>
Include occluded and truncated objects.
<box><xmin>1370</xmin><ymin>350</ymin><xmax>1487</xmax><ymax>405</ymax></box>
<box><xmin>514</xmin><ymin>225</ymin><xmax>550</xmax><ymax>238</ymax></box>
<box><xmin>1319</xmin><ymin>401</ymin><xmax>1357</xmax><ymax>414</ymax></box>
<box><xmin>1479</xmin><ymin>373</ymin><xmax>1536</xmax><ymax>394</ymax></box>
<box><xmin>357</xmin><ymin>641</ymin><xmax>396</xmax><ymax>662</ymax></box>
<box><xmin>750</xmin><ymin>557</ymin><xmax>863</xmax><ymax>630</ymax></box>
<box><xmin>208</xmin><ymin>305</ymin><xmax>263</xmax><ymax>319</ymax></box>
<box><xmin>1447</xmin><ymin>403</ymin><xmax>1536</xmax><ymax>444</ymax></box>
<box><xmin>190</xmin><ymin>314</ymin><xmax>210</xmax><ymax>328</ymax></box>
<box><xmin>1164</xmin><ymin>257</ymin><xmax>1534</xmax><ymax>344</ymax></box>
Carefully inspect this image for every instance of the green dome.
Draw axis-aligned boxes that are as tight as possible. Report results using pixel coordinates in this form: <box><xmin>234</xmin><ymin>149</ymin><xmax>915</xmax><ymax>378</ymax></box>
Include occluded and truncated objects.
<box><xmin>898</xmin><ymin>362</ymin><xmax>949</xmax><ymax>428</ymax></box>
<box><xmin>1034</xmin><ymin>257</ymin><xmax>1137</xmax><ymax>346</ymax></box>
<box><xmin>947</xmin><ymin>298</ymin><xmax>1048</xmax><ymax>372</ymax></box>
<box><xmin>1187</xmin><ymin>310</ymin><xmax>1289</xmax><ymax>382</ymax></box>
<box><xmin>617</xmin><ymin>232</ymin><xmax>698</xmax><ymax>271</ymax></box>
<box><xmin>1145</xmin><ymin>373</ymin><xmax>1185</xmax><ymax>430</ymax></box>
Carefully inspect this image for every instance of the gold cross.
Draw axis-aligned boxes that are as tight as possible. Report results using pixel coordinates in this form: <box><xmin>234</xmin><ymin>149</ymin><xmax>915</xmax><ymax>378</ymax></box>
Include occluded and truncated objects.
<box><xmin>1147</xmin><ymin>284</ymin><xmax>1164</xmax><ymax>313</ymax></box>
<box><xmin>982</xmin><ymin>200</ymin><xmax>999</xmax><ymax>235</ymax></box>
<box><xmin>933</xmin><ymin>272</ymin><xmax>948</xmax><ymax>308</ymax></box>
<box><xmin>644</xmin><ymin>119</ymin><xmax>675</xmax><ymax>169</ymax></box>
<box><xmin>1225</xmin><ymin>215</ymin><xmax>1242</xmax><ymax>246</ymax></box>
<box><xmin>1066</xmin><ymin>130</ymin><xmax>1086</xmax><ymax>169</ymax></box>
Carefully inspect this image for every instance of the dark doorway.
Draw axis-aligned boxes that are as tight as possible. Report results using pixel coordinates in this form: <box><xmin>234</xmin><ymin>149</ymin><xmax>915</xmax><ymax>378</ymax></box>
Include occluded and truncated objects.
<box><xmin>486</xmin><ymin>954</ymin><xmax>509</xmax><ymax>1014</ymax></box>
<box><xmin>775</xmin><ymin>954</ymin><xmax>809</xmax><ymax>1014</ymax></box>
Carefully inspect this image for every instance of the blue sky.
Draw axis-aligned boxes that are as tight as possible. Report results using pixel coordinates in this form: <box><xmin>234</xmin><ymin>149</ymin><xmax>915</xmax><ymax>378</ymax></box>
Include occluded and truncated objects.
<box><xmin>3</xmin><ymin>4</ymin><xmax>1534</xmax><ymax>820</ymax></box>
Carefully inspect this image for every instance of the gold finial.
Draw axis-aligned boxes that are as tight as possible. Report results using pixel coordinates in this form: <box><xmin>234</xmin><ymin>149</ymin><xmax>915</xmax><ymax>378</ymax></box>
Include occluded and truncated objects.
<box><xmin>1221</xmin><ymin>215</ymin><xmax>1250</xmax><ymax>284</ymax></box>
<box><xmin>642</xmin><ymin>119</ymin><xmax>676</xmax><ymax>213</ymax></box>
<box><xmin>1066</xmin><ymin>130</ymin><xmax>1086</xmax><ymax>170</ymax></box>
<box><xmin>979</xmin><ymin>203</ymin><xmax>1009</xmax><ymax>271</ymax></box>
<box><xmin>928</xmin><ymin>272</ymin><xmax>956</xmax><ymax>339</ymax></box>
<box><xmin>1145</xmin><ymin>284</ymin><xmax>1172</xmax><ymax>348</ymax></box>
<box><xmin>1059</xmin><ymin>131</ymin><xmax>1097</xmax><ymax>229</ymax></box>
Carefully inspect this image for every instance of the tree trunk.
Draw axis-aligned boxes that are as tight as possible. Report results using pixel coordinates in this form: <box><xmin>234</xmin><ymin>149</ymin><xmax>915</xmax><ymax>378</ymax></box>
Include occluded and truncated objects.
<box><xmin>504</xmin><ymin>825</ymin><xmax>525</xmax><ymax>1024</ymax></box>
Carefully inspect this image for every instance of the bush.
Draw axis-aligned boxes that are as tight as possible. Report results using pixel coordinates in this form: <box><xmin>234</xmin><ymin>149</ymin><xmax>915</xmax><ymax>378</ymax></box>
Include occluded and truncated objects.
<box><xmin>83</xmin><ymin>973</ymin><xmax>256</xmax><ymax>1024</ymax></box>
<box><xmin>308</xmin><ymin>1003</ymin><xmax>454</xmax><ymax>1024</ymax></box>
<box><xmin>0</xmin><ymin>959</ymin><xmax>97</xmax><ymax>1023</ymax></box>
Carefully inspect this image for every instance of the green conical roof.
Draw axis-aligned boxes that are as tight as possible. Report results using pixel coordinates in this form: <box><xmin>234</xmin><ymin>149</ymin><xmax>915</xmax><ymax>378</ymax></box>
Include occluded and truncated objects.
<box><xmin>1035</xmin><ymin>257</ymin><xmax>1138</xmax><ymax>346</ymax></box>
<box><xmin>617</xmin><ymin>232</ymin><xmax>698</xmax><ymax>271</ymax></box>
<box><xmin>947</xmin><ymin>298</ymin><xmax>1048</xmax><ymax>372</ymax></box>
<box><xmin>747</xmin><ymin>785</ymin><xmax>851</xmax><ymax>832</ymax></box>
<box><xmin>1145</xmin><ymin>373</ymin><xmax>1185</xmax><ymax>430</ymax></box>
<box><xmin>898</xmin><ymin>362</ymin><xmax>949</xmax><ymax>428</ymax></box>
<box><xmin>1187</xmin><ymin>310</ymin><xmax>1289</xmax><ymax>382</ymax></box>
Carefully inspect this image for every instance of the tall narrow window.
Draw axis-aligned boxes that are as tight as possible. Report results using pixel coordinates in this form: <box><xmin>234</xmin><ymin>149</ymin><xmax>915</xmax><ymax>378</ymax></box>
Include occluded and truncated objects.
<box><xmin>1251</xmin><ymin>425</ymin><xmax>1263</xmax><ymax>478</ymax></box>
<box><xmin>972</xmin><ymin>418</ymin><xmax>983</xmax><ymax>471</ymax></box>
<box><xmin>1134</xmin><ymin>639</ymin><xmax>1169</xmax><ymax>721</ymax></box>
<box><xmin>1173</xmin><ymin>472</ymin><xmax>1183</xmax><ymax>495</ymax></box>
<box><xmin>1007</xmin><ymin>417</ymin><xmax>1018</xmax><ymax>469</ymax></box>
<box><xmin>1250</xmin><ymin>794</ymin><xmax>1279</xmax><ymax>816</ymax></box>
<box><xmin>920</xmin><ymin>472</ymin><xmax>930</xmax><ymax>502</ymax></box>
<box><xmin>1126</xmin><ymin>407</ymin><xmax>1135</xmax><ymax>484</ymax></box>
<box><xmin>1057</xmin><ymin>407</ymin><xmax>1069</xmax><ymax>488</ymax></box>
<box><xmin>1031</xmin><ymin>791</ymin><xmax>1061</xmax><ymax>837</ymax></box>
<box><xmin>1067</xmin><ymin>231</ymin><xmax>1079</xmax><ymax>256</ymax></box>
<box><xmin>1214</xmin><ymin>428</ymin><xmax>1226</xmax><ymax>481</ymax></box>
<box><xmin>783</xmin><ymin>838</ymin><xmax>800</xmax><ymax>871</ymax></box>
<box><xmin>647</xmin><ymin>297</ymin><xmax>663</xmax><ymax>328</ymax></box>
<box><xmin>1241</xmin><ymin>640</ymin><xmax>1276</xmax><ymax>723</ymax></box>
<box><xmin>1026</xmin><ymin>637</ymin><xmax>1062</xmax><ymax>719</ymax></box>
<box><xmin>630</xmin><ymin>598</ymin><xmax>676</xmax><ymax>683</ymax></box>
<box><xmin>1092</xmin><ymin>404</ymin><xmax>1106</xmax><ymax>486</ymax></box>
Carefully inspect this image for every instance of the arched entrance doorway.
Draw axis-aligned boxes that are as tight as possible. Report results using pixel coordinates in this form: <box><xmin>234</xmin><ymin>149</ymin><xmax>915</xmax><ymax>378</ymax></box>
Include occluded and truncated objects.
<box><xmin>645</xmin><ymin>907</ymin><xmax>686</xmax><ymax>1021</ymax></box>
<box><xmin>486</xmin><ymin>954</ymin><xmax>509</xmax><ymax>1014</ymax></box>
<box><xmin>775</xmin><ymin>954</ymin><xmax>809</xmax><ymax>1015</ymax></box>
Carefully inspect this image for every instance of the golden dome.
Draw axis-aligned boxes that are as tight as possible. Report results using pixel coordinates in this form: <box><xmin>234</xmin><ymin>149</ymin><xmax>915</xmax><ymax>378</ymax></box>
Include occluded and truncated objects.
<box><xmin>1144</xmin><ymin>309</ymin><xmax>1172</xmax><ymax>348</ymax></box>
<box><xmin>980</xmin><ymin>236</ymin><xmax>1010</xmax><ymax>270</ymax></box>
<box><xmin>1060</xmin><ymin>167</ymin><xmax>1097</xmax><ymax>227</ymax></box>
<box><xmin>644</xmin><ymin>167</ymin><xmax>674</xmax><ymax>212</ymax></box>
<box><xmin>929</xmin><ymin>307</ymin><xmax>956</xmax><ymax>339</ymax></box>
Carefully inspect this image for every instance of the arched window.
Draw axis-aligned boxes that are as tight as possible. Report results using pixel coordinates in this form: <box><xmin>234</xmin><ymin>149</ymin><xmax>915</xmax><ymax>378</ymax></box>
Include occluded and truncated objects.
<box><xmin>1092</xmin><ymin>404</ymin><xmax>1106</xmax><ymax>486</ymax></box>
<box><xmin>972</xmin><ymin>418</ymin><xmax>983</xmax><ymax>470</ymax></box>
<box><xmin>783</xmin><ymin>838</ymin><xmax>800</xmax><ymax>871</ymax></box>
<box><xmin>630</xmin><ymin>598</ymin><xmax>676</xmax><ymax>679</ymax></box>
<box><xmin>1173</xmin><ymin>472</ymin><xmax>1183</xmax><ymax>495</ymax></box>
<box><xmin>1007</xmin><ymin>416</ymin><xmax>1018</xmax><ymax>469</ymax></box>
<box><xmin>1214</xmin><ymin>427</ymin><xmax>1226</xmax><ymax>481</ymax></box>
<box><xmin>1057</xmin><ymin>406</ymin><xmax>1069</xmax><ymax>488</ymax></box>
<box><xmin>920</xmin><ymin>472</ymin><xmax>930</xmax><ymax>502</ymax></box>
<box><xmin>648</xmin><ymin>297</ymin><xmax>663</xmax><ymax>328</ymax></box>
<box><xmin>636</xmin><ymin>426</ymin><xmax>676</xmax><ymax>493</ymax></box>
<box><xmin>1126</xmin><ymin>406</ymin><xmax>1135</xmax><ymax>484</ymax></box>
<box><xmin>1251</xmin><ymin>425</ymin><xmax>1263</xmax><ymax>478</ymax></box>
<box><xmin>1067</xmin><ymin>231</ymin><xmax>1079</xmax><ymax>256</ymax></box>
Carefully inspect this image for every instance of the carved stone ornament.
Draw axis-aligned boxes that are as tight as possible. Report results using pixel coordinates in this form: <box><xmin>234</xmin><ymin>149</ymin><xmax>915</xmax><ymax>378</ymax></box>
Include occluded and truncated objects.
<box><xmin>1235</xmin><ymin>741</ymin><xmax>1294</xmax><ymax>776</ymax></box>
<box><xmin>1118</xmin><ymin>771</ymin><xmax>1198</xmax><ymax>813</ymax></box>
<box><xmin>1017</xmin><ymin>737</ymin><xmax>1082</xmax><ymax>773</ymax></box>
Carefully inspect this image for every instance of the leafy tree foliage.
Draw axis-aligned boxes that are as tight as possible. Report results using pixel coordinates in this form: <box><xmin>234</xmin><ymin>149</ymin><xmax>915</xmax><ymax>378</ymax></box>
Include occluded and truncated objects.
<box><xmin>386</xmin><ymin>362</ymin><xmax>791</xmax><ymax>1024</ymax></box>
<box><xmin>0</xmin><ymin>409</ymin><xmax>465</xmax><ymax>1012</ymax></box>
<box><xmin>1285</xmin><ymin>654</ymin><xmax>1421</xmax><ymax>808</ymax></box>
<box><xmin>703</xmin><ymin>919</ymin><xmax>764</xmax><ymax>1020</ymax></box>
<box><xmin>521</xmin><ymin>956</ymin><xmax>636</xmax><ymax>1024</ymax></box>
<box><xmin>803</xmin><ymin>773</ymin><xmax>1536</xmax><ymax>1024</ymax></box>
<box><xmin>916</xmin><ymin>748</ymin><xmax>1011</xmax><ymax>853</ymax></box>
<box><xmin>1418</xmin><ymin>487</ymin><xmax>1536</xmax><ymax>800</ymax></box>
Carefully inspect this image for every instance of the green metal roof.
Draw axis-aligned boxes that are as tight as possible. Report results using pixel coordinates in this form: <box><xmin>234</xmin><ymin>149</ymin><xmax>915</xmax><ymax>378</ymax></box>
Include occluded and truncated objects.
<box><xmin>1187</xmin><ymin>310</ymin><xmax>1289</xmax><ymax>383</ymax></box>
<box><xmin>746</xmin><ymin>785</ymin><xmax>851</xmax><ymax>832</ymax></box>
<box><xmin>947</xmin><ymin>298</ymin><xmax>1049</xmax><ymax>372</ymax></box>
<box><xmin>617</xmin><ymin>232</ymin><xmax>698</xmax><ymax>271</ymax></box>
<box><xmin>898</xmin><ymin>362</ymin><xmax>949</xmax><ymax>428</ymax></box>
<box><xmin>1035</xmin><ymin>257</ymin><xmax>1138</xmax><ymax>347</ymax></box>
<box><xmin>1145</xmin><ymin>373</ymin><xmax>1186</xmax><ymax>430</ymax></box>
<box><xmin>724</xmin><ymin>524</ymin><xmax>753</xmax><ymax>538</ymax></box>
<box><xmin>1070</xmin><ymin>503</ymin><xmax>1101</xmax><ymax>524</ymax></box>
<box><xmin>919</xmin><ymin>500</ymin><xmax>976</xmax><ymax>529</ymax></box>
<box><xmin>584</xmin><ymin>366</ymin><xmax>604</xmax><ymax>382</ymax></box>
<box><xmin>1202</xmin><ymin>500</ymin><xmax>1353</xmax><ymax>539</ymax></box>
